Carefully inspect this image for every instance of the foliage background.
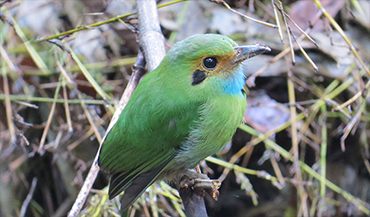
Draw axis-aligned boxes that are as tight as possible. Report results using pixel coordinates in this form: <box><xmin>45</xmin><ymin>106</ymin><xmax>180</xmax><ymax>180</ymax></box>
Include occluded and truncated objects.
<box><xmin>0</xmin><ymin>0</ymin><xmax>370</xmax><ymax>216</ymax></box>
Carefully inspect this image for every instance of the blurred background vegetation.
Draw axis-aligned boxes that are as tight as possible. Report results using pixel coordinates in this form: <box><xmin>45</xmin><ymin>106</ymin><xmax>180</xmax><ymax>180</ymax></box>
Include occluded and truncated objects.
<box><xmin>0</xmin><ymin>0</ymin><xmax>370</xmax><ymax>216</ymax></box>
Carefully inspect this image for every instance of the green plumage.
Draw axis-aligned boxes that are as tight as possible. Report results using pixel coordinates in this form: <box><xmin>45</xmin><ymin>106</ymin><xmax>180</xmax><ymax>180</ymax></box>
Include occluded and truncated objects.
<box><xmin>98</xmin><ymin>34</ymin><xmax>270</xmax><ymax>209</ymax></box>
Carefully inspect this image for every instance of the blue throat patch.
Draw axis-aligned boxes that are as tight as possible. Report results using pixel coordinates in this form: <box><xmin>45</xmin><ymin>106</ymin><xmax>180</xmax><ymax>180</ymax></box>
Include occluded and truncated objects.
<box><xmin>223</xmin><ymin>67</ymin><xmax>245</xmax><ymax>95</ymax></box>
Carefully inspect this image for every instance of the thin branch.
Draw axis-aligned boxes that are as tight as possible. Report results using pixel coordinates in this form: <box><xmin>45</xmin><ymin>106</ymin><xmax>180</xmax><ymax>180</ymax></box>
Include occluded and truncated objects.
<box><xmin>179</xmin><ymin>187</ymin><xmax>208</xmax><ymax>217</ymax></box>
<box><xmin>67</xmin><ymin>51</ymin><xmax>146</xmax><ymax>217</ymax></box>
<box><xmin>20</xmin><ymin>177</ymin><xmax>38</xmax><ymax>217</ymax></box>
<box><xmin>36</xmin><ymin>0</ymin><xmax>186</xmax><ymax>43</ymax></box>
<box><xmin>137</xmin><ymin>0</ymin><xmax>166</xmax><ymax>71</ymax></box>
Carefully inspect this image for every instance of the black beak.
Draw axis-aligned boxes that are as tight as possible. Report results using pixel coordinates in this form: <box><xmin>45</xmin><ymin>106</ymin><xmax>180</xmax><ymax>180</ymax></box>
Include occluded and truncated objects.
<box><xmin>233</xmin><ymin>44</ymin><xmax>271</xmax><ymax>64</ymax></box>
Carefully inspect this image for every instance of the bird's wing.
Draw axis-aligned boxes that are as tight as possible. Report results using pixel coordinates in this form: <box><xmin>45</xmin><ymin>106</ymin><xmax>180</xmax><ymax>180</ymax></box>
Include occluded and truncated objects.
<box><xmin>98</xmin><ymin>71</ymin><xmax>201</xmax><ymax>206</ymax></box>
<box><xmin>98</xmin><ymin>93</ymin><xmax>198</xmax><ymax>174</ymax></box>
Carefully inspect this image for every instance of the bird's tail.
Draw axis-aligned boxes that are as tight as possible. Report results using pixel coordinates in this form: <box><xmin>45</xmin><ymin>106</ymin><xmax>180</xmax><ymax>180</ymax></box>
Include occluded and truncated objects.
<box><xmin>108</xmin><ymin>153</ymin><xmax>177</xmax><ymax>211</ymax></box>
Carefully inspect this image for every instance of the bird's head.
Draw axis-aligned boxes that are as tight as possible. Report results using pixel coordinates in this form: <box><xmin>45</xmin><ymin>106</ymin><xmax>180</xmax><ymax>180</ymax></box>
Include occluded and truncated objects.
<box><xmin>159</xmin><ymin>34</ymin><xmax>270</xmax><ymax>95</ymax></box>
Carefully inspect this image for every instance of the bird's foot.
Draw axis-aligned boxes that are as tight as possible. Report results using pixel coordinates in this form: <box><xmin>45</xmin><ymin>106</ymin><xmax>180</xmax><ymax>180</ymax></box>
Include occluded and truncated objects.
<box><xmin>179</xmin><ymin>171</ymin><xmax>221</xmax><ymax>201</ymax></box>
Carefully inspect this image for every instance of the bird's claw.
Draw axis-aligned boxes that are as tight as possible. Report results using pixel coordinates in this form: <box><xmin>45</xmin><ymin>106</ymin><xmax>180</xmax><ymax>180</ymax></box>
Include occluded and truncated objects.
<box><xmin>193</xmin><ymin>179</ymin><xmax>221</xmax><ymax>190</ymax></box>
<box><xmin>179</xmin><ymin>171</ymin><xmax>221</xmax><ymax>201</ymax></box>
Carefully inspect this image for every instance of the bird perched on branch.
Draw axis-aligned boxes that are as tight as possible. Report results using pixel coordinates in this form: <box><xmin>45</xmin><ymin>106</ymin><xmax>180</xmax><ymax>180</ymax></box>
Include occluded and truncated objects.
<box><xmin>98</xmin><ymin>34</ymin><xmax>270</xmax><ymax>210</ymax></box>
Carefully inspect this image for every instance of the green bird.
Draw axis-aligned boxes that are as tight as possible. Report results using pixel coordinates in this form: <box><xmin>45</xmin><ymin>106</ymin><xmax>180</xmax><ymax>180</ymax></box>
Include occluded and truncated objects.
<box><xmin>98</xmin><ymin>34</ymin><xmax>270</xmax><ymax>209</ymax></box>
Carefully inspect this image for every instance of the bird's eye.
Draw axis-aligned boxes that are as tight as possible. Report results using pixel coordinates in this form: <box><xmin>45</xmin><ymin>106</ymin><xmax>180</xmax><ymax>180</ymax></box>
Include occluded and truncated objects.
<box><xmin>202</xmin><ymin>57</ymin><xmax>218</xmax><ymax>70</ymax></box>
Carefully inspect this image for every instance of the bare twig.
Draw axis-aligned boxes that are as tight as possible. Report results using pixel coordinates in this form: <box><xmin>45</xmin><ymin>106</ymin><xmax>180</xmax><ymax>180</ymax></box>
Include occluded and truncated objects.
<box><xmin>20</xmin><ymin>177</ymin><xmax>38</xmax><ymax>217</ymax></box>
<box><xmin>179</xmin><ymin>187</ymin><xmax>208</xmax><ymax>217</ymax></box>
<box><xmin>68</xmin><ymin>2</ymin><xmax>163</xmax><ymax>215</ymax></box>
<box><xmin>68</xmin><ymin>51</ymin><xmax>147</xmax><ymax>217</ymax></box>
<box><xmin>137</xmin><ymin>0</ymin><xmax>166</xmax><ymax>71</ymax></box>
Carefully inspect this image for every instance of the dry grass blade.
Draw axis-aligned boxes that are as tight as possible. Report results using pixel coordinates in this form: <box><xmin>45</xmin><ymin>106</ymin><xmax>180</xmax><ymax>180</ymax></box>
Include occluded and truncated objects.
<box><xmin>62</xmin><ymin>79</ymin><xmax>73</xmax><ymax>133</ymax></box>
<box><xmin>245</xmin><ymin>78</ymin><xmax>355</xmax><ymax>150</ymax></box>
<box><xmin>1</xmin><ymin>51</ymin><xmax>16</xmax><ymax>143</ymax></box>
<box><xmin>206</xmin><ymin>156</ymin><xmax>281</xmax><ymax>187</ymax></box>
<box><xmin>293</xmin><ymin>33</ymin><xmax>319</xmax><ymax>71</ymax></box>
<box><xmin>351</xmin><ymin>0</ymin><xmax>366</xmax><ymax>20</ymax></box>
<box><xmin>244</xmin><ymin>76</ymin><xmax>370</xmax><ymax>214</ymax></box>
<box><xmin>272</xmin><ymin>0</ymin><xmax>284</xmax><ymax>43</ymax></box>
<box><xmin>38</xmin><ymin>76</ymin><xmax>62</xmax><ymax>153</ymax></box>
<box><xmin>270</xmin><ymin>157</ymin><xmax>285</xmax><ymax>187</ymax></box>
<box><xmin>68</xmin><ymin>127</ymin><xmax>94</xmax><ymax>151</ymax></box>
<box><xmin>36</xmin><ymin>15</ymin><xmax>136</xmax><ymax>42</ymax></box>
<box><xmin>235</xmin><ymin>170</ymin><xmax>259</xmax><ymax>206</ymax></box>
<box><xmin>364</xmin><ymin>159</ymin><xmax>370</xmax><ymax>176</ymax></box>
<box><xmin>76</xmin><ymin>91</ymin><xmax>102</xmax><ymax>144</ymax></box>
<box><xmin>20</xmin><ymin>57</ymin><xmax>137</xmax><ymax>76</ymax></box>
<box><xmin>273</xmin><ymin>0</ymin><xmax>318</xmax><ymax>70</ymax></box>
<box><xmin>341</xmin><ymin>104</ymin><xmax>364</xmax><ymax>151</ymax></box>
<box><xmin>257</xmin><ymin>136</ymin><xmax>370</xmax><ymax>215</ymax></box>
<box><xmin>13</xmin><ymin>101</ymin><xmax>38</xmax><ymax>109</ymax></box>
<box><xmin>313</xmin><ymin>0</ymin><xmax>370</xmax><ymax>76</ymax></box>
<box><xmin>287</xmin><ymin>67</ymin><xmax>308</xmax><ymax>215</ymax></box>
<box><xmin>218</xmin><ymin>143</ymin><xmax>254</xmax><ymax>182</ymax></box>
<box><xmin>247</xmin><ymin>2</ymin><xmax>322</xmax><ymax>86</ymax></box>
<box><xmin>0</xmin><ymin>41</ymin><xmax>17</xmax><ymax>72</ymax></box>
<box><xmin>279</xmin><ymin>2</ymin><xmax>296</xmax><ymax>65</ymax></box>
<box><xmin>217</xmin><ymin>124</ymin><xmax>281</xmax><ymax>182</ymax></box>
<box><xmin>334</xmin><ymin>79</ymin><xmax>370</xmax><ymax>111</ymax></box>
<box><xmin>0</xmin><ymin>94</ymin><xmax>108</xmax><ymax>104</ymax></box>
<box><xmin>57</xmin><ymin>61</ymin><xmax>74</xmax><ymax>86</ymax></box>
<box><xmin>35</xmin><ymin>0</ymin><xmax>187</xmax><ymax>42</ymax></box>
<box><xmin>214</xmin><ymin>0</ymin><xmax>278</xmax><ymax>28</ymax></box>
<box><xmin>238</xmin><ymin>73</ymin><xmax>370</xmax><ymax>214</ymax></box>
<box><xmin>334</xmin><ymin>91</ymin><xmax>361</xmax><ymax>112</ymax></box>
<box><xmin>283</xmin><ymin>12</ymin><xmax>318</xmax><ymax>48</ymax></box>
<box><xmin>8</xmin><ymin>14</ymin><xmax>50</xmax><ymax>75</ymax></box>
<box><xmin>318</xmin><ymin>104</ymin><xmax>327</xmax><ymax>216</ymax></box>
<box><xmin>68</xmin><ymin>45</ymin><xmax>111</xmax><ymax>102</ymax></box>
